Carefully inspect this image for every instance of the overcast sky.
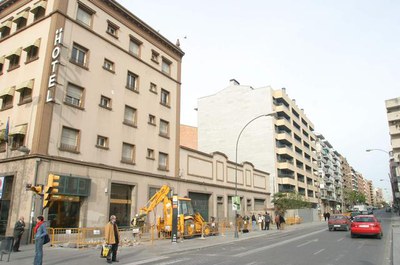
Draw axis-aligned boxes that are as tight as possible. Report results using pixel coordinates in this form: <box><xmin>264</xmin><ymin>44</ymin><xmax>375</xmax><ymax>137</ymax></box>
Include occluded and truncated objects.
<box><xmin>119</xmin><ymin>0</ymin><xmax>399</xmax><ymax>201</ymax></box>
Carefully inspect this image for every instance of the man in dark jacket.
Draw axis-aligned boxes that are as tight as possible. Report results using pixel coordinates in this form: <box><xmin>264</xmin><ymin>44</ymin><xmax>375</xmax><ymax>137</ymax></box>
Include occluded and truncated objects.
<box><xmin>13</xmin><ymin>216</ymin><xmax>25</xmax><ymax>252</ymax></box>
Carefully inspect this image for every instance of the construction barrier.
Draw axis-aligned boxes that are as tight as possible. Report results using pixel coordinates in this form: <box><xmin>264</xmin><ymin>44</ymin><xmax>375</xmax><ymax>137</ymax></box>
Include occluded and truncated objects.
<box><xmin>35</xmin><ymin>217</ymin><xmax>303</xmax><ymax>248</ymax></box>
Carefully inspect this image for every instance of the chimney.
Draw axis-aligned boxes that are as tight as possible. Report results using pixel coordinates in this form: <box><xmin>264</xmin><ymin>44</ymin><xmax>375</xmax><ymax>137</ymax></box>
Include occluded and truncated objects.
<box><xmin>230</xmin><ymin>79</ymin><xmax>240</xmax><ymax>86</ymax></box>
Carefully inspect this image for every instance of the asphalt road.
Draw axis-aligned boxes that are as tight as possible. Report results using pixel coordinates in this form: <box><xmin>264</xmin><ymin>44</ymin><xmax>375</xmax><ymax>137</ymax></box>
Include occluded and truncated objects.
<box><xmin>124</xmin><ymin>210</ymin><xmax>393</xmax><ymax>265</ymax></box>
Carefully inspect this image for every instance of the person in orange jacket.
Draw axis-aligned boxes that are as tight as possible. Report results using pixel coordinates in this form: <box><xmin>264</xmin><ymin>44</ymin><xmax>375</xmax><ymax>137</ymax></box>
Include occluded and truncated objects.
<box><xmin>104</xmin><ymin>215</ymin><xmax>120</xmax><ymax>263</ymax></box>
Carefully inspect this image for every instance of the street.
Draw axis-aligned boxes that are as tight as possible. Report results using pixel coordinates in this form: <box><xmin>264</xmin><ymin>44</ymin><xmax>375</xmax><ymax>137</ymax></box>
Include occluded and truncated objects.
<box><xmin>5</xmin><ymin>210</ymin><xmax>397</xmax><ymax>265</ymax></box>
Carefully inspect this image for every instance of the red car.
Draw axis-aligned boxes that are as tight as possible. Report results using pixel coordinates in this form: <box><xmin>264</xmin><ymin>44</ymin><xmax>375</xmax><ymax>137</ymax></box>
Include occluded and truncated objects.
<box><xmin>350</xmin><ymin>215</ymin><xmax>383</xmax><ymax>239</ymax></box>
<box><xmin>328</xmin><ymin>214</ymin><xmax>351</xmax><ymax>231</ymax></box>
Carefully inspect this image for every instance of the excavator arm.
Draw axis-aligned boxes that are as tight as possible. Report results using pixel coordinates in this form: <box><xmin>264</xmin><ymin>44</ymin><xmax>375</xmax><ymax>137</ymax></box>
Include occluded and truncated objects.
<box><xmin>131</xmin><ymin>185</ymin><xmax>171</xmax><ymax>227</ymax></box>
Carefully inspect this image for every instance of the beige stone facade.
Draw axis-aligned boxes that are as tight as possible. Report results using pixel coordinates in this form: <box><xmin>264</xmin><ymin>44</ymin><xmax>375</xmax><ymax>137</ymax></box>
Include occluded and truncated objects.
<box><xmin>0</xmin><ymin>0</ymin><xmax>272</xmax><ymax>240</ymax></box>
<box><xmin>0</xmin><ymin>0</ymin><xmax>186</xmax><ymax>236</ymax></box>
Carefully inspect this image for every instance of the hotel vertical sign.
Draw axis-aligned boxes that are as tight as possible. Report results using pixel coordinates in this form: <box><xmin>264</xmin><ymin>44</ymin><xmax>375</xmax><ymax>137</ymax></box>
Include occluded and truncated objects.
<box><xmin>46</xmin><ymin>28</ymin><xmax>63</xmax><ymax>102</ymax></box>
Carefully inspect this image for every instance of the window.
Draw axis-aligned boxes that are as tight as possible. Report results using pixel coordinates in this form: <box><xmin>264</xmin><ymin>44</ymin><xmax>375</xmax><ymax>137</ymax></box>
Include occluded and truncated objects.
<box><xmin>0</xmin><ymin>86</ymin><xmax>15</xmax><ymax>110</ymax></box>
<box><xmin>151</xmin><ymin>50</ymin><xmax>159</xmax><ymax>63</ymax></box>
<box><xmin>76</xmin><ymin>5</ymin><xmax>94</xmax><ymax>27</ymax></box>
<box><xmin>161</xmin><ymin>58</ymin><xmax>171</xmax><ymax>74</ymax></box>
<box><xmin>106</xmin><ymin>20</ymin><xmax>119</xmax><ymax>37</ymax></box>
<box><xmin>65</xmin><ymin>83</ymin><xmax>84</xmax><ymax>108</ymax></box>
<box><xmin>158</xmin><ymin>152</ymin><xmax>168</xmax><ymax>170</ymax></box>
<box><xmin>30</xmin><ymin>0</ymin><xmax>47</xmax><ymax>21</ymax></box>
<box><xmin>24</xmin><ymin>39</ymin><xmax>41</xmax><ymax>62</ymax></box>
<box><xmin>123</xmin><ymin>105</ymin><xmax>137</xmax><ymax>126</ymax></box>
<box><xmin>6</xmin><ymin>48</ymin><xmax>22</xmax><ymax>70</ymax></box>
<box><xmin>11</xmin><ymin>134</ymin><xmax>25</xmax><ymax>149</ymax></box>
<box><xmin>160</xmin><ymin>89</ymin><xmax>170</xmax><ymax>107</ymax></box>
<box><xmin>148</xmin><ymin>114</ymin><xmax>156</xmax><ymax>125</ymax></box>
<box><xmin>103</xmin><ymin>59</ymin><xmax>114</xmax><ymax>72</ymax></box>
<box><xmin>0</xmin><ymin>56</ymin><xmax>4</xmax><ymax>74</ymax></box>
<box><xmin>16</xmin><ymin>79</ymin><xmax>34</xmax><ymax>104</ymax></box>
<box><xmin>126</xmin><ymin>71</ymin><xmax>138</xmax><ymax>92</ymax></box>
<box><xmin>121</xmin><ymin>143</ymin><xmax>135</xmax><ymax>164</ymax></box>
<box><xmin>0</xmin><ymin>21</ymin><xmax>11</xmax><ymax>39</ymax></box>
<box><xmin>71</xmin><ymin>43</ymin><xmax>88</xmax><ymax>67</ymax></box>
<box><xmin>159</xmin><ymin>119</ymin><xmax>169</xmax><ymax>137</ymax></box>
<box><xmin>60</xmin><ymin>127</ymin><xmax>80</xmax><ymax>152</ymax></box>
<box><xmin>150</xmin><ymin>83</ymin><xmax>157</xmax><ymax>93</ymax></box>
<box><xmin>13</xmin><ymin>11</ymin><xmax>28</xmax><ymax>30</ymax></box>
<box><xmin>100</xmin><ymin>95</ymin><xmax>111</xmax><ymax>109</ymax></box>
<box><xmin>129</xmin><ymin>37</ymin><xmax>142</xmax><ymax>57</ymax></box>
<box><xmin>96</xmin><ymin>135</ymin><xmax>108</xmax><ymax>149</ymax></box>
<box><xmin>147</xmin><ymin>148</ymin><xmax>155</xmax><ymax>159</ymax></box>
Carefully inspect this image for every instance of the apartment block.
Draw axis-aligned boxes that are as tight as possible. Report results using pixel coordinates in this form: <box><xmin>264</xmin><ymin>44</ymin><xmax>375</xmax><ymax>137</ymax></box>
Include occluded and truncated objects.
<box><xmin>385</xmin><ymin>97</ymin><xmax>400</xmax><ymax>207</ymax></box>
<box><xmin>316</xmin><ymin>134</ymin><xmax>343</xmax><ymax>213</ymax></box>
<box><xmin>198</xmin><ymin>80</ymin><xmax>319</xmax><ymax>205</ymax></box>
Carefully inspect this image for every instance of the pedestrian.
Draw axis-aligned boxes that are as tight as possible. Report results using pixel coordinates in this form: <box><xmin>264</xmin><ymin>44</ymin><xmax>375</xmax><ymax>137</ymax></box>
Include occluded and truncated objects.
<box><xmin>34</xmin><ymin>215</ymin><xmax>47</xmax><ymax>265</ymax></box>
<box><xmin>105</xmin><ymin>215</ymin><xmax>120</xmax><ymax>263</ymax></box>
<box><xmin>264</xmin><ymin>212</ymin><xmax>271</xmax><ymax>230</ymax></box>
<box><xmin>258</xmin><ymin>214</ymin><xmax>263</xmax><ymax>230</ymax></box>
<box><xmin>13</xmin><ymin>216</ymin><xmax>25</xmax><ymax>252</ymax></box>
<box><xmin>323</xmin><ymin>212</ymin><xmax>327</xmax><ymax>221</ymax></box>
<box><xmin>279</xmin><ymin>214</ymin><xmax>286</xmax><ymax>230</ymax></box>
<box><xmin>326</xmin><ymin>212</ymin><xmax>330</xmax><ymax>221</ymax></box>
<box><xmin>275</xmin><ymin>214</ymin><xmax>281</xmax><ymax>230</ymax></box>
<box><xmin>251</xmin><ymin>213</ymin><xmax>257</xmax><ymax>231</ymax></box>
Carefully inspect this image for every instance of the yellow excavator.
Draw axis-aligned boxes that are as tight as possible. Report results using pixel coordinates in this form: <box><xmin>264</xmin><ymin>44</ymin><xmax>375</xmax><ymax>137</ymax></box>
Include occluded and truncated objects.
<box><xmin>131</xmin><ymin>185</ymin><xmax>215</xmax><ymax>238</ymax></box>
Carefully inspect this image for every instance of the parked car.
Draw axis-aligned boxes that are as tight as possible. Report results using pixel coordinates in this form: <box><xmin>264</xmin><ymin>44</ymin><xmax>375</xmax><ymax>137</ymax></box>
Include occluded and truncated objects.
<box><xmin>350</xmin><ymin>215</ymin><xmax>382</xmax><ymax>239</ymax></box>
<box><xmin>328</xmin><ymin>214</ymin><xmax>351</xmax><ymax>231</ymax></box>
<box><xmin>385</xmin><ymin>206</ymin><xmax>392</xmax><ymax>212</ymax></box>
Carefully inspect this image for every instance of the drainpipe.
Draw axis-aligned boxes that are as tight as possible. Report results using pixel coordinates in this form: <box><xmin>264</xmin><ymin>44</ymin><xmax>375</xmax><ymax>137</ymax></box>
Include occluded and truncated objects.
<box><xmin>27</xmin><ymin>158</ymin><xmax>41</xmax><ymax>243</ymax></box>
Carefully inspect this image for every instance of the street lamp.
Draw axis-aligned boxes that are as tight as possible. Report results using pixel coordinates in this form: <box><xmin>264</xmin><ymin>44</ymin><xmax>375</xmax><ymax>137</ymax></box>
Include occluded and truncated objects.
<box><xmin>365</xmin><ymin>149</ymin><xmax>393</xmax><ymax>157</ymax></box>
<box><xmin>234</xmin><ymin>112</ymin><xmax>276</xmax><ymax>238</ymax></box>
<box><xmin>366</xmin><ymin>148</ymin><xmax>396</xmax><ymax>209</ymax></box>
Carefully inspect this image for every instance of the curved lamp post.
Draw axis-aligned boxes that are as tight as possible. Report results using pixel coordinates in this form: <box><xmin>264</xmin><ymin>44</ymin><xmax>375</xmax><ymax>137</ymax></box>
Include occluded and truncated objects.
<box><xmin>365</xmin><ymin>148</ymin><xmax>395</xmax><ymax>205</ymax></box>
<box><xmin>234</xmin><ymin>112</ymin><xmax>276</xmax><ymax>238</ymax></box>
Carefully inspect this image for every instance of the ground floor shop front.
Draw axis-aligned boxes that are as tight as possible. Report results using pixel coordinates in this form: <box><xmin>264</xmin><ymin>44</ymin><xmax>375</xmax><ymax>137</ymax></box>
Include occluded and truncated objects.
<box><xmin>0</xmin><ymin>155</ymin><xmax>271</xmax><ymax>243</ymax></box>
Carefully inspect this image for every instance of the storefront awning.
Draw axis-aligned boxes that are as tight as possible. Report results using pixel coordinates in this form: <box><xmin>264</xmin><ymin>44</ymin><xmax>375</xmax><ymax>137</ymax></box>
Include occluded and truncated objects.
<box><xmin>0</xmin><ymin>86</ymin><xmax>15</xmax><ymax>97</ymax></box>
<box><xmin>16</xmin><ymin>79</ymin><xmax>34</xmax><ymax>92</ymax></box>
<box><xmin>13</xmin><ymin>11</ymin><xmax>28</xmax><ymax>24</ymax></box>
<box><xmin>6</xmin><ymin>47</ymin><xmax>22</xmax><ymax>59</ymax></box>
<box><xmin>30</xmin><ymin>0</ymin><xmax>47</xmax><ymax>14</ymax></box>
<box><xmin>9</xmin><ymin>124</ymin><xmax>27</xmax><ymax>136</ymax></box>
<box><xmin>23</xmin><ymin>38</ymin><xmax>41</xmax><ymax>52</ymax></box>
<box><xmin>0</xmin><ymin>20</ymin><xmax>12</xmax><ymax>31</ymax></box>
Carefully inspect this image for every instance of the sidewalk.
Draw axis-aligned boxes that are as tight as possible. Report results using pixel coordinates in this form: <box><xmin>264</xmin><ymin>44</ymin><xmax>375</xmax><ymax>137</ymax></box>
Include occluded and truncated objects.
<box><xmin>3</xmin><ymin>217</ymin><xmax>399</xmax><ymax>265</ymax></box>
<box><xmin>1</xmin><ymin>221</ymin><xmax>324</xmax><ymax>264</ymax></box>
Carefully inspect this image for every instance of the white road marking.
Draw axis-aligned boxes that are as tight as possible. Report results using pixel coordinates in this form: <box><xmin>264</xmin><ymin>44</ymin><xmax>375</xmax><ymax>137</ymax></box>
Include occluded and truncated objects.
<box><xmin>234</xmin><ymin>228</ymin><xmax>326</xmax><ymax>257</ymax></box>
<box><xmin>296</xmin><ymin>238</ymin><xmax>319</xmax><ymax>247</ymax></box>
<box><xmin>313</xmin><ymin>248</ymin><xmax>325</xmax><ymax>255</ymax></box>
<box><xmin>153</xmin><ymin>258</ymin><xmax>191</xmax><ymax>265</ymax></box>
<box><xmin>337</xmin><ymin>237</ymin><xmax>344</xmax><ymax>242</ymax></box>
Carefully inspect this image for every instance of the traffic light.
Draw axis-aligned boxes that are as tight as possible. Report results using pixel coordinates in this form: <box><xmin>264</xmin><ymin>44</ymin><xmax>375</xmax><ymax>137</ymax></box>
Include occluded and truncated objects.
<box><xmin>25</xmin><ymin>184</ymin><xmax>43</xmax><ymax>194</ymax></box>
<box><xmin>43</xmin><ymin>174</ymin><xmax>60</xmax><ymax>209</ymax></box>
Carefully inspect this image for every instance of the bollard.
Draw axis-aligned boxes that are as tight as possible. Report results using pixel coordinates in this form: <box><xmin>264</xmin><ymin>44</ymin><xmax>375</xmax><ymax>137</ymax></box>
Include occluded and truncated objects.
<box><xmin>200</xmin><ymin>223</ymin><xmax>205</xmax><ymax>240</ymax></box>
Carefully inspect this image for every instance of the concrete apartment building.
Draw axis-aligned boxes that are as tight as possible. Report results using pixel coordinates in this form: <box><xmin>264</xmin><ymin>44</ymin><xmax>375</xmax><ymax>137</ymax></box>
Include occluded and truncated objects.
<box><xmin>197</xmin><ymin>80</ymin><xmax>319</xmax><ymax>206</ymax></box>
<box><xmin>315</xmin><ymin>134</ymin><xmax>343</xmax><ymax>213</ymax></box>
<box><xmin>385</xmin><ymin>97</ymin><xmax>400</xmax><ymax>208</ymax></box>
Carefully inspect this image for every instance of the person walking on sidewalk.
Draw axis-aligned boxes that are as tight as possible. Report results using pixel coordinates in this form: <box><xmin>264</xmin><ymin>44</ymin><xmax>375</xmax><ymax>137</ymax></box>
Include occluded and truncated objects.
<box><xmin>275</xmin><ymin>214</ymin><xmax>281</xmax><ymax>230</ymax></box>
<box><xmin>13</xmin><ymin>216</ymin><xmax>25</xmax><ymax>252</ymax></box>
<box><xmin>251</xmin><ymin>213</ymin><xmax>257</xmax><ymax>231</ymax></box>
<box><xmin>264</xmin><ymin>212</ymin><xmax>271</xmax><ymax>230</ymax></box>
<box><xmin>279</xmin><ymin>214</ymin><xmax>286</xmax><ymax>230</ymax></box>
<box><xmin>105</xmin><ymin>215</ymin><xmax>120</xmax><ymax>263</ymax></box>
<box><xmin>34</xmin><ymin>215</ymin><xmax>47</xmax><ymax>265</ymax></box>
